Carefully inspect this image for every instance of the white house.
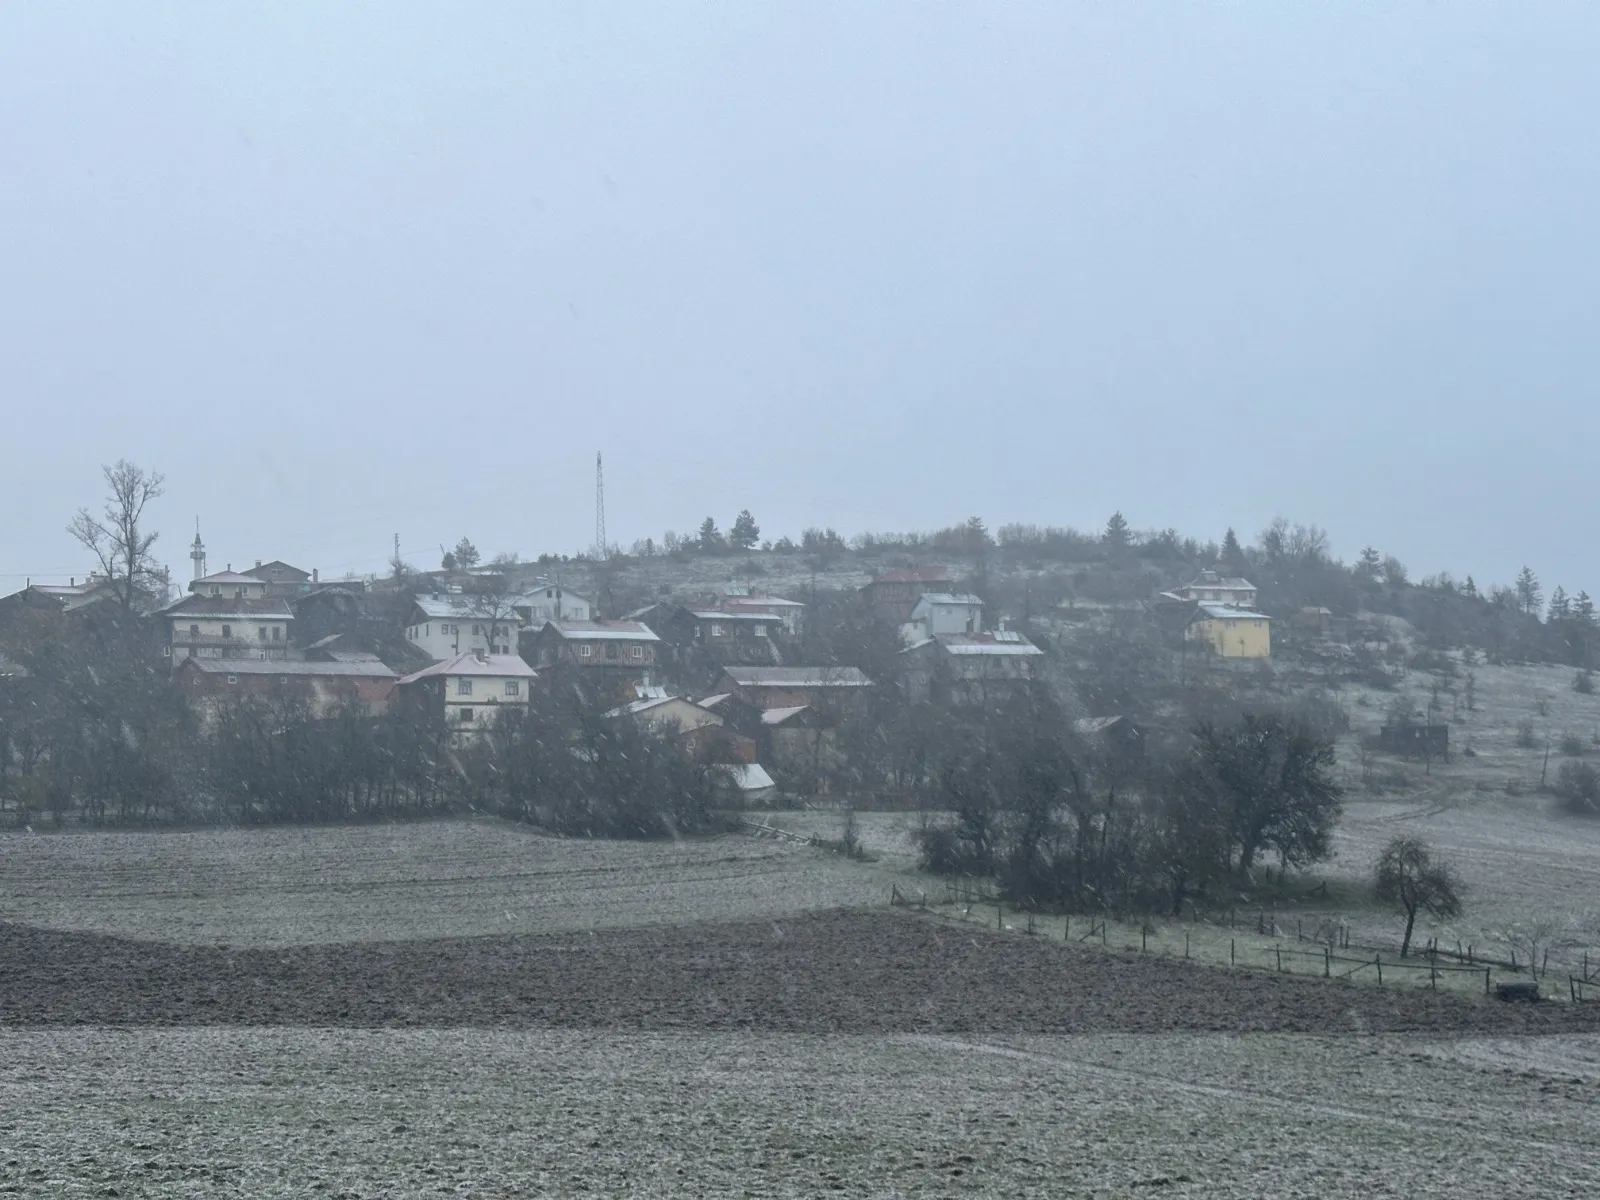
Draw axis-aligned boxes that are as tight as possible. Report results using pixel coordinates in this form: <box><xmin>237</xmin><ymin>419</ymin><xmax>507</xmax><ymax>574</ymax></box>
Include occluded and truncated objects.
<box><xmin>903</xmin><ymin>592</ymin><xmax>984</xmax><ymax>644</ymax></box>
<box><xmin>405</xmin><ymin>593</ymin><xmax>526</xmax><ymax>662</ymax></box>
<box><xmin>1176</xmin><ymin>571</ymin><xmax>1258</xmax><ymax>609</ymax></box>
<box><xmin>394</xmin><ymin>651</ymin><xmax>538</xmax><ymax>730</ymax></box>
<box><xmin>162</xmin><ymin>570</ymin><xmax>293</xmax><ymax>664</ymax></box>
<box><xmin>522</xmin><ymin>584</ymin><xmax>592</xmax><ymax>624</ymax></box>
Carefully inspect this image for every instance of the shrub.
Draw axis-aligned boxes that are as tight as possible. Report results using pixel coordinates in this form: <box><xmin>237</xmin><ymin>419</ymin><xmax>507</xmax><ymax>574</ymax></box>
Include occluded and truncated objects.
<box><xmin>1561</xmin><ymin>733</ymin><xmax>1587</xmax><ymax>758</ymax></box>
<box><xmin>1578</xmin><ymin>670</ymin><xmax>1596</xmax><ymax>695</ymax></box>
<box><xmin>1555</xmin><ymin>761</ymin><xmax>1600</xmax><ymax>815</ymax></box>
<box><xmin>1515</xmin><ymin>721</ymin><xmax>1538</xmax><ymax>749</ymax></box>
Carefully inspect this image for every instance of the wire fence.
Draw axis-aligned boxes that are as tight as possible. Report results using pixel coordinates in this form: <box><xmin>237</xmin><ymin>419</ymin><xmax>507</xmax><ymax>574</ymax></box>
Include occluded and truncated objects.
<box><xmin>897</xmin><ymin>889</ymin><xmax>1594</xmax><ymax>1000</ymax></box>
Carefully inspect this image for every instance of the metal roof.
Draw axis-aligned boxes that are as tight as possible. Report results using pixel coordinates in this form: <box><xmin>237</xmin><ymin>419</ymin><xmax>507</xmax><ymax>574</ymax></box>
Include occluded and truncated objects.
<box><xmin>396</xmin><ymin>652</ymin><xmax>538</xmax><ymax>685</ymax></box>
<box><xmin>689</xmin><ymin>610</ymin><xmax>778</xmax><ymax>622</ymax></box>
<box><xmin>722</xmin><ymin>763</ymin><xmax>776</xmax><ymax>792</ymax></box>
<box><xmin>722</xmin><ymin>666</ymin><xmax>872</xmax><ymax>687</ymax></box>
<box><xmin>162</xmin><ymin>595</ymin><xmax>294</xmax><ymax>618</ymax></box>
<box><xmin>934</xmin><ymin>633</ymin><xmax>1043</xmax><ymax>656</ymax></box>
<box><xmin>411</xmin><ymin>593</ymin><xmax>536</xmax><ymax>620</ymax></box>
<box><xmin>1195</xmin><ymin>604</ymin><xmax>1270</xmax><ymax>621</ymax></box>
<box><xmin>915</xmin><ymin>593</ymin><xmax>984</xmax><ymax>607</ymax></box>
<box><xmin>181</xmin><ymin>658</ymin><xmax>395</xmax><ymax>679</ymax></box>
<box><xmin>541</xmin><ymin>620</ymin><xmax>660</xmax><ymax>642</ymax></box>
<box><xmin>760</xmin><ymin>705</ymin><xmax>811</xmax><ymax>726</ymax></box>
<box><xmin>193</xmin><ymin>572</ymin><xmax>269</xmax><ymax>586</ymax></box>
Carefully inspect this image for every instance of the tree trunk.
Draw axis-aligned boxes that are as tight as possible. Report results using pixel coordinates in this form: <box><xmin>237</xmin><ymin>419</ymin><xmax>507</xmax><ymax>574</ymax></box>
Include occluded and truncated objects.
<box><xmin>1401</xmin><ymin>905</ymin><xmax>1416</xmax><ymax>957</ymax></box>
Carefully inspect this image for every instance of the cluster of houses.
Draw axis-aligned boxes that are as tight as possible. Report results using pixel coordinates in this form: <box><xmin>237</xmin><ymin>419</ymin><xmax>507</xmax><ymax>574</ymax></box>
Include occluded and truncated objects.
<box><xmin>4</xmin><ymin>523</ymin><xmax>1276</xmax><ymax>795</ymax></box>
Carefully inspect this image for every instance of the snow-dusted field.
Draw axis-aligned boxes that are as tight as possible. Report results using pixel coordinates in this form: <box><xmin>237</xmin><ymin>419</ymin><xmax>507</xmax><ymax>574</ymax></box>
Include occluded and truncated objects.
<box><xmin>1</xmin><ymin>1027</ymin><xmax>1595</xmax><ymax>1198</ymax></box>
<box><xmin>0</xmin><ymin>819</ymin><xmax>891</xmax><ymax>946</ymax></box>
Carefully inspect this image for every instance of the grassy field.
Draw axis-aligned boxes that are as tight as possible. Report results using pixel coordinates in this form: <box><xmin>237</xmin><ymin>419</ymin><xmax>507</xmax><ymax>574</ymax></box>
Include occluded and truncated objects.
<box><xmin>0</xmin><ymin>819</ymin><xmax>893</xmax><ymax>946</ymax></box>
<box><xmin>1</xmin><ymin>1027</ymin><xmax>1595</xmax><ymax>1198</ymax></box>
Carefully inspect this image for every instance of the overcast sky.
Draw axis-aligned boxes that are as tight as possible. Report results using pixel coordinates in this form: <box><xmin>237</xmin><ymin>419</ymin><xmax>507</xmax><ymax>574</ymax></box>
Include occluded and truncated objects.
<box><xmin>3</xmin><ymin>3</ymin><xmax>1597</xmax><ymax>593</ymax></box>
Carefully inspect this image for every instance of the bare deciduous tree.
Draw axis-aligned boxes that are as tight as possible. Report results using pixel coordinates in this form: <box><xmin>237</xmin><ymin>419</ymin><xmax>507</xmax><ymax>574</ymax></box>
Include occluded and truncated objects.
<box><xmin>68</xmin><ymin>460</ymin><xmax>165</xmax><ymax>610</ymax></box>
<box><xmin>1374</xmin><ymin>835</ymin><xmax>1463</xmax><ymax>957</ymax></box>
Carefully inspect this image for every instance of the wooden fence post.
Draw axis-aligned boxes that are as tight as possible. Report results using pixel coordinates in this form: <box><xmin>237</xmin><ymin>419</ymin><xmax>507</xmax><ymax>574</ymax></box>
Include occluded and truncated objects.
<box><xmin>1141</xmin><ymin>925</ymin><xmax>1147</xmax><ymax>953</ymax></box>
<box><xmin>1324</xmin><ymin>947</ymin><xmax>1331</xmax><ymax>978</ymax></box>
<box><xmin>997</xmin><ymin>904</ymin><xmax>1003</xmax><ymax>931</ymax></box>
<box><xmin>1276</xmin><ymin>946</ymin><xmax>1282</xmax><ymax>972</ymax></box>
<box><xmin>1230</xmin><ymin>938</ymin><xmax>1235</xmax><ymax>966</ymax></box>
<box><xmin>1484</xmin><ymin>968</ymin><xmax>1491</xmax><ymax>996</ymax></box>
<box><xmin>1375</xmin><ymin>953</ymin><xmax>1383</xmax><ymax>987</ymax></box>
<box><xmin>1185</xmin><ymin>931</ymin><xmax>1191</xmax><ymax>959</ymax></box>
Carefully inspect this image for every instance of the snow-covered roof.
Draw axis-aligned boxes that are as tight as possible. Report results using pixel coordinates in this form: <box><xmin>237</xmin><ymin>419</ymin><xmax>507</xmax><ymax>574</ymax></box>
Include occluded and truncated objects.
<box><xmin>1195</xmin><ymin>604</ymin><xmax>1270</xmax><ymax>621</ymax></box>
<box><xmin>689</xmin><ymin>609</ymin><xmax>778</xmax><ymax>622</ymax></box>
<box><xmin>193</xmin><ymin>572</ymin><xmax>268</xmax><ymax>587</ymax></box>
<box><xmin>722</xmin><ymin>666</ymin><xmax>873</xmax><ymax>688</ymax></box>
<box><xmin>162</xmin><ymin>594</ymin><xmax>294</xmax><ymax>619</ymax></box>
<box><xmin>181</xmin><ymin>658</ymin><xmax>395</xmax><ymax>679</ymax></box>
<box><xmin>396</xmin><ymin>652</ymin><xmax>538</xmax><ymax>685</ymax></box>
<box><xmin>698</xmin><ymin>692</ymin><xmax>732</xmax><ymax>709</ymax></box>
<box><xmin>760</xmin><ymin>705</ymin><xmax>811</xmax><ymax>726</ymax></box>
<box><xmin>411</xmin><ymin>593</ymin><xmax>535</xmax><ymax>620</ymax></box>
<box><xmin>722</xmin><ymin>763</ymin><xmax>776</xmax><ymax>792</ymax></box>
<box><xmin>915</xmin><ymin>593</ymin><xmax>984</xmax><ymax>607</ymax></box>
<box><xmin>541</xmin><ymin>620</ymin><xmax>660</xmax><ymax>642</ymax></box>
<box><xmin>934</xmin><ymin>632</ymin><xmax>1043</xmax><ymax>656</ymax></box>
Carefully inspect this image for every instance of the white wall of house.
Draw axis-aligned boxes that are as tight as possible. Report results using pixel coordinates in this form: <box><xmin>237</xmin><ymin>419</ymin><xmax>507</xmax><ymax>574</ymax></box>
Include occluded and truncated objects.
<box><xmin>522</xmin><ymin>588</ymin><xmax>592</xmax><ymax>623</ymax></box>
<box><xmin>406</xmin><ymin>618</ymin><xmax>518</xmax><ymax>662</ymax></box>
<box><xmin>442</xmin><ymin>673</ymin><xmax>531</xmax><ymax>727</ymax></box>
<box><xmin>911</xmin><ymin>596</ymin><xmax>983</xmax><ymax>637</ymax></box>
<box><xmin>170</xmin><ymin>615</ymin><xmax>291</xmax><ymax>660</ymax></box>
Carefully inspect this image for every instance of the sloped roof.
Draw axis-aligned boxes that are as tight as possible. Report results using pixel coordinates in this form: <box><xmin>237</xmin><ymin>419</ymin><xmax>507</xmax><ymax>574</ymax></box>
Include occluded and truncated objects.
<box><xmin>722</xmin><ymin>763</ymin><xmax>776</xmax><ymax>792</ymax></box>
<box><xmin>396</xmin><ymin>652</ymin><xmax>538</xmax><ymax>685</ymax></box>
<box><xmin>541</xmin><ymin>620</ymin><xmax>660</xmax><ymax>642</ymax></box>
<box><xmin>915</xmin><ymin>592</ymin><xmax>984</xmax><ymax>607</ymax></box>
<box><xmin>193</xmin><ymin>572</ymin><xmax>268</xmax><ymax>587</ymax></box>
<box><xmin>722</xmin><ymin>666</ymin><xmax>872</xmax><ymax>688</ymax></box>
<box><xmin>162</xmin><ymin>595</ymin><xmax>294</xmax><ymax>619</ymax></box>
<box><xmin>248</xmin><ymin>561</ymin><xmax>311</xmax><ymax>579</ymax></box>
<box><xmin>934</xmin><ymin>632</ymin><xmax>1043</xmax><ymax>656</ymax></box>
<box><xmin>1183</xmin><ymin>575</ymin><xmax>1256</xmax><ymax>592</ymax></box>
<box><xmin>760</xmin><ymin>705</ymin><xmax>811</xmax><ymax>726</ymax></box>
<box><xmin>698</xmin><ymin>692</ymin><xmax>732</xmax><ymax>710</ymax></box>
<box><xmin>411</xmin><ymin>593</ymin><xmax>536</xmax><ymax>620</ymax></box>
<box><xmin>180</xmin><ymin>658</ymin><xmax>395</xmax><ymax>679</ymax></box>
<box><xmin>1194</xmin><ymin>604</ymin><xmax>1270</xmax><ymax>621</ymax></box>
<box><xmin>688</xmin><ymin>609</ymin><xmax>778</xmax><ymax>623</ymax></box>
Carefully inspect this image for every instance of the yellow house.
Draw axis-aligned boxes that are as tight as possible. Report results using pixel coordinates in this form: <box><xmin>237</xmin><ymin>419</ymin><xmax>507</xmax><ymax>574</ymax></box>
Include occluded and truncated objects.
<box><xmin>1187</xmin><ymin>604</ymin><xmax>1272</xmax><ymax>659</ymax></box>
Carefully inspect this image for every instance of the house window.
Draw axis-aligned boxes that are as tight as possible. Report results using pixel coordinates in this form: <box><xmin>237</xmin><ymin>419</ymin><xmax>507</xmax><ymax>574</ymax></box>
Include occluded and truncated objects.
<box><xmin>272</xmin><ymin>627</ymin><xmax>281</xmax><ymax>641</ymax></box>
<box><xmin>579</xmin><ymin>645</ymin><xmax>592</xmax><ymax>658</ymax></box>
<box><xmin>459</xmin><ymin>707</ymin><xmax>474</xmax><ymax>721</ymax></box>
<box><xmin>259</xmin><ymin>627</ymin><xmax>268</xmax><ymax>640</ymax></box>
<box><xmin>631</xmin><ymin>646</ymin><xmax>643</xmax><ymax>660</ymax></box>
<box><xmin>226</xmin><ymin>673</ymin><xmax>237</xmax><ymax>684</ymax></box>
<box><xmin>710</xmin><ymin>623</ymin><xmax>724</xmax><ymax>637</ymax></box>
<box><xmin>505</xmin><ymin>681</ymin><xmax>520</xmax><ymax>696</ymax></box>
<box><xmin>222</xmin><ymin>625</ymin><xmax>232</xmax><ymax>639</ymax></box>
<box><xmin>190</xmin><ymin>624</ymin><xmax>200</xmax><ymax>637</ymax></box>
<box><xmin>162</xmin><ymin>645</ymin><xmax>171</xmax><ymax>657</ymax></box>
<box><xmin>472</xmin><ymin>624</ymin><xmax>481</xmax><ymax>636</ymax></box>
<box><xmin>458</xmin><ymin>680</ymin><xmax>473</xmax><ymax>696</ymax></box>
<box><xmin>210</xmin><ymin>585</ymin><xmax>220</xmax><ymax>595</ymax></box>
<box><xmin>754</xmin><ymin>624</ymin><xmax>768</xmax><ymax>637</ymax></box>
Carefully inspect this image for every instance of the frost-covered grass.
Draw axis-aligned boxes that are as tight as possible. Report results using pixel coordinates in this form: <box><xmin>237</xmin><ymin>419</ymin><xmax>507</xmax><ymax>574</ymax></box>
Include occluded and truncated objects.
<box><xmin>0</xmin><ymin>819</ymin><xmax>891</xmax><ymax>947</ymax></box>
<box><xmin>1</xmin><ymin>1027</ymin><xmax>1595</xmax><ymax>1198</ymax></box>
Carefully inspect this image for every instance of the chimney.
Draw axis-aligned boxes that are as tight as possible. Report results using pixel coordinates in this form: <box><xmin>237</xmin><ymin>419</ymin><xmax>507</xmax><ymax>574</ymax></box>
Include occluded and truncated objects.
<box><xmin>70</xmin><ymin>577</ymin><xmax>75</xmax><ymax>587</ymax></box>
<box><xmin>255</xmin><ymin>559</ymin><xmax>261</xmax><ymax>568</ymax></box>
<box><xmin>475</xmin><ymin>648</ymin><xmax>488</xmax><ymax>664</ymax></box>
<box><xmin>312</xmin><ymin>568</ymin><xmax>319</xmax><ymax>584</ymax></box>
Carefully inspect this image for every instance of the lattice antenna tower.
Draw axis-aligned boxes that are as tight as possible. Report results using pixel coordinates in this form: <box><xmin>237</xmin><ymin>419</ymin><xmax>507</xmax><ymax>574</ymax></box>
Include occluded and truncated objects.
<box><xmin>595</xmin><ymin>451</ymin><xmax>607</xmax><ymax>561</ymax></box>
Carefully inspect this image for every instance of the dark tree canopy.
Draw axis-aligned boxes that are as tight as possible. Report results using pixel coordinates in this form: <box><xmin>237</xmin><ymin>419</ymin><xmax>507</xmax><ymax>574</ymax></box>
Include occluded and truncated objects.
<box><xmin>1374</xmin><ymin>835</ymin><xmax>1464</xmax><ymax>956</ymax></box>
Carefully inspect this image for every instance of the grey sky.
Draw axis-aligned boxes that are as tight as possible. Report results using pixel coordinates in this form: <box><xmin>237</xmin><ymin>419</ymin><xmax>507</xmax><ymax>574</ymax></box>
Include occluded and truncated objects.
<box><xmin>3</xmin><ymin>3</ymin><xmax>1597</xmax><ymax>592</ymax></box>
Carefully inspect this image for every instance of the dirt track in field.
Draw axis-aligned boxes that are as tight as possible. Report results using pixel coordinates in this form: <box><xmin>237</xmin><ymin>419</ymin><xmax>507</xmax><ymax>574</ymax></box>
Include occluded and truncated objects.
<box><xmin>4</xmin><ymin>908</ymin><xmax>1596</xmax><ymax>1035</ymax></box>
